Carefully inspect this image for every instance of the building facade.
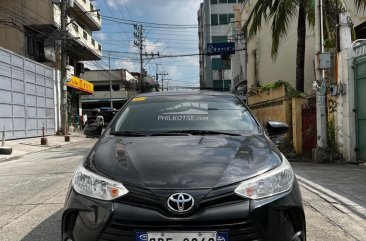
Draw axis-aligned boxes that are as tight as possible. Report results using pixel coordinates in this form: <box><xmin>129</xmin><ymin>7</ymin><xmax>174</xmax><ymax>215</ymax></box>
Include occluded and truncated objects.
<box><xmin>240</xmin><ymin>1</ymin><xmax>316</xmax><ymax>92</ymax></box>
<box><xmin>0</xmin><ymin>0</ymin><xmax>102</xmax><ymax>67</ymax></box>
<box><xmin>198</xmin><ymin>0</ymin><xmax>243</xmax><ymax>91</ymax></box>
<box><xmin>227</xmin><ymin>5</ymin><xmax>247</xmax><ymax>100</ymax></box>
<box><xmin>0</xmin><ymin>0</ymin><xmax>102</xmax><ymax>131</ymax></box>
<box><xmin>81</xmin><ymin>69</ymin><xmax>138</xmax><ymax>110</ymax></box>
<box><xmin>239</xmin><ymin>0</ymin><xmax>366</xmax><ymax>162</ymax></box>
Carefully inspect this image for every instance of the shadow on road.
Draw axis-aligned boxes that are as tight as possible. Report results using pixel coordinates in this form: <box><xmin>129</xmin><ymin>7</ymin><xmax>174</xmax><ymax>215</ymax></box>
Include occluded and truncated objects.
<box><xmin>21</xmin><ymin>209</ymin><xmax>62</xmax><ymax>241</ymax></box>
<box><xmin>44</xmin><ymin>146</ymin><xmax>92</xmax><ymax>160</ymax></box>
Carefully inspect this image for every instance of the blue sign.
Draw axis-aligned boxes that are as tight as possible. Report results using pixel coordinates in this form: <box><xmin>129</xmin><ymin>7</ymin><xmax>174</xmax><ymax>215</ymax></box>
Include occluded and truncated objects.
<box><xmin>207</xmin><ymin>42</ymin><xmax>235</xmax><ymax>56</ymax></box>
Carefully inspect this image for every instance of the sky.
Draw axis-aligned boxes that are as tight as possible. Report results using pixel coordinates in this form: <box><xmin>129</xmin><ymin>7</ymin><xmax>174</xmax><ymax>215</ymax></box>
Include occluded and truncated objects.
<box><xmin>88</xmin><ymin>0</ymin><xmax>202</xmax><ymax>88</ymax></box>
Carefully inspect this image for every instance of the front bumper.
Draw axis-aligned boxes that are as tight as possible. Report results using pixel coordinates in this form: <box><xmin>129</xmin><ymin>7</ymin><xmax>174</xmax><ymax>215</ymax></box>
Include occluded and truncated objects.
<box><xmin>62</xmin><ymin>179</ymin><xmax>306</xmax><ymax>241</ymax></box>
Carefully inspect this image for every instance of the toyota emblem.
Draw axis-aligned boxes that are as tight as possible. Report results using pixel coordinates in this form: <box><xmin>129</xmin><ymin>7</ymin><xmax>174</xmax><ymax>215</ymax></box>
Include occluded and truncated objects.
<box><xmin>167</xmin><ymin>193</ymin><xmax>195</xmax><ymax>213</ymax></box>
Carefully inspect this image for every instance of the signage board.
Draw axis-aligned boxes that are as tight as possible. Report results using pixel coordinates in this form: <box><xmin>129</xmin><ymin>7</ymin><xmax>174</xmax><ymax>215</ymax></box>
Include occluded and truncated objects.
<box><xmin>207</xmin><ymin>42</ymin><xmax>235</xmax><ymax>56</ymax></box>
<box><xmin>67</xmin><ymin>75</ymin><xmax>94</xmax><ymax>94</ymax></box>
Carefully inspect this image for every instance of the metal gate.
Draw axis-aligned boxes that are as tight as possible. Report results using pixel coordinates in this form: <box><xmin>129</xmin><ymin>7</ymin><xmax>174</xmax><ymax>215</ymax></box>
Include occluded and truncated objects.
<box><xmin>354</xmin><ymin>44</ymin><xmax>366</xmax><ymax>161</ymax></box>
<box><xmin>302</xmin><ymin>99</ymin><xmax>317</xmax><ymax>157</ymax></box>
<box><xmin>0</xmin><ymin>48</ymin><xmax>55</xmax><ymax>140</ymax></box>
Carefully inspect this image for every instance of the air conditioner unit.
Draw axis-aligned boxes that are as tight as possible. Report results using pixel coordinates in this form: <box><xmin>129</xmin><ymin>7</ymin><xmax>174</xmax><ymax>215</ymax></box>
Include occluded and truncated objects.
<box><xmin>44</xmin><ymin>46</ymin><xmax>56</xmax><ymax>62</ymax></box>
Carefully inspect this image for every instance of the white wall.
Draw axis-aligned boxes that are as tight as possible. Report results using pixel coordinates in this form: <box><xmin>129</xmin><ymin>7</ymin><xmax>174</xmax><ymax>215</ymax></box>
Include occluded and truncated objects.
<box><xmin>242</xmin><ymin>2</ymin><xmax>316</xmax><ymax>91</ymax></box>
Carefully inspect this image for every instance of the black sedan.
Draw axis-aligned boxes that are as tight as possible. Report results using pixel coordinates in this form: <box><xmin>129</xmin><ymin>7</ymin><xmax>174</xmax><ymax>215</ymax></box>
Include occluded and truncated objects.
<box><xmin>62</xmin><ymin>91</ymin><xmax>306</xmax><ymax>241</ymax></box>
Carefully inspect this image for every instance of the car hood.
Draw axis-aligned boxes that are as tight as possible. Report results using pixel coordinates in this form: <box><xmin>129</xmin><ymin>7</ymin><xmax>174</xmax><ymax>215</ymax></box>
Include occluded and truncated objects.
<box><xmin>86</xmin><ymin>134</ymin><xmax>282</xmax><ymax>189</ymax></box>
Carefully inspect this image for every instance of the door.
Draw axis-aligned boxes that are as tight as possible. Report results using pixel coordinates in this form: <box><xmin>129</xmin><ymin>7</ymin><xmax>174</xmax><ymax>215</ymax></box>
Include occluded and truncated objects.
<box><xmin>355</xmin><ymin>54</ymin><xmax>366</xmax><ymax>161</ymax></box>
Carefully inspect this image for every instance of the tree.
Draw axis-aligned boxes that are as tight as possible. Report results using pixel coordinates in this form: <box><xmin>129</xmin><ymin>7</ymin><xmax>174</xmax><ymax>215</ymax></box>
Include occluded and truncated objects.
<box><xmin>245</xmin><ymin>0</ymin><xmax>366</xmax><ymax>92</ymax></box>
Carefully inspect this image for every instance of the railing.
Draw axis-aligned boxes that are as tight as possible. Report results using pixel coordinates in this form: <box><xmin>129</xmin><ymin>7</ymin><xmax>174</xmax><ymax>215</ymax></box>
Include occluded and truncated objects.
<box><xmin>74</xmin><ymin>0</ymin><xmax>102</xmax><ymax>27</ymax></box>
<box><xmin>67</xmin><ymin>18</ymin><xmax>102</xmax><ymax>57</ymax></box>
<box><xmin>53</xmin><ymin>5</ymin><xmax>102</xmax><ymax>58</ymax></box>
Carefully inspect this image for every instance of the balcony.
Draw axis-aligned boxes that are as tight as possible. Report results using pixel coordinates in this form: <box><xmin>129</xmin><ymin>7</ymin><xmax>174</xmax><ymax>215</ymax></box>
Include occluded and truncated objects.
<box><xmin>71</xmin><ymin>0</ymin><xmax>102</xmax><ymax>31</ymax></box>
<box><xmin>53</xmin><ymin>5</ymin><xmax>102</xmax><ymax>60</ymax></box>
<box><xmin>68</xmin><ymin>20</ymin><xmax>102</xmax><ymax>60</ymax></box>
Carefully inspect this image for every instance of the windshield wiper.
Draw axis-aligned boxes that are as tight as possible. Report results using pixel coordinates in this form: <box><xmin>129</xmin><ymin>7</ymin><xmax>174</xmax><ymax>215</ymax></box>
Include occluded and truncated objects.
<box><xmin>109</xmin><ymin>131</ymin><xmax>148</xmax><ymax>137</ymax></box>
<box><xmin>152</xmin><ymin>130</ymin><xmax>241</xmax><ymax>136</ymax></box>
<box><xmin>150</xmin><ymin>131</ymin><xmax>192</xmax><ymax>136</ymax></box>
<box><xmin>189</xmin><ymin>130</ymin><xmax>241</xmax><ymax>136</ymax></box>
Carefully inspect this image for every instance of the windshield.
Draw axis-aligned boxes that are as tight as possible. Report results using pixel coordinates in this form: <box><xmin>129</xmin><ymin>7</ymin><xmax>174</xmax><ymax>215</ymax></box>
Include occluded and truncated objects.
<box><xmin>111</xmin><ymin>96</ymin><xmax>259</xmax><ymax>135</ymax></box>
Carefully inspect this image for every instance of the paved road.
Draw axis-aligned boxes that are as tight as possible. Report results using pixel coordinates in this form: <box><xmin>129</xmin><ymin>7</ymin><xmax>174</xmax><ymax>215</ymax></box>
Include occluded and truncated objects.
<box><xmin>0</xmin><ymin>141</ymin><xmax>364</xmax><ymax>241</ymax></box>
<box><xmin>0</xmin><ymin>139</ymin><xmax>96</xmax><ymax>241</ymax></box>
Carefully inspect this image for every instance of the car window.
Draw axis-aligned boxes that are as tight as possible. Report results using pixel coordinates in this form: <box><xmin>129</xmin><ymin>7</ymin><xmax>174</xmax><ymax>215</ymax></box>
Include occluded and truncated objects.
<box><xmin>112</xmin><ymin>98</ymin><xmax>259</xmax><ymax>134</ymax></box>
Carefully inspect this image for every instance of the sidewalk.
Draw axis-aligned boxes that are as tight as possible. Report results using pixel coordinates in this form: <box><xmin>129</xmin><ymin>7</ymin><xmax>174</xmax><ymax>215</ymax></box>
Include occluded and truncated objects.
<box><xmin>291</xmin><ymin>162</ymin><xmax>366</xmax><ymax>219</ymax></box>
<box><xmin>0</xmin><ymin>132</ymin><xmax>89</xmax><ymax>163</ymax></box>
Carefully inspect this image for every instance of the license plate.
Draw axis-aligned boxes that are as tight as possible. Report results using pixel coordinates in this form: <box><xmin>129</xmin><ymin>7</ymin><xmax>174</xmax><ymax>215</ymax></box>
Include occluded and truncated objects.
<box><xmin>136</xmin><ymin>231</ymin><xmax>228</xmax><ymax>241</ymax></box>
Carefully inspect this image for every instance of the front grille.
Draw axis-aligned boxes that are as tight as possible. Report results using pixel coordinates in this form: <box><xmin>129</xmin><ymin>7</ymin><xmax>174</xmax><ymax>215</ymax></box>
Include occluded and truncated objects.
<box><xmin>98</xmin><ymin>218</ymin><xmax>264</xmax><ymax>241</ymax></box>
<box><xmin>117</xmin><ymin>183</ymin><xmax>246</xmax><ymax>215</ymax></box>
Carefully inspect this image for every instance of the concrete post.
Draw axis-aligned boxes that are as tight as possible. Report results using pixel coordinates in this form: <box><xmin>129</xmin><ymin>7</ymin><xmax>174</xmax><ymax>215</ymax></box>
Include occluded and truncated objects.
<box><xmin>292</xmin><ymin>97</ymin><xmax>304</xmax><ymax>155</ymax></box>
<box><xmin>313</xmin><ymin>0</ymin><xmax>331</xmax><ymax>162</ymax></box>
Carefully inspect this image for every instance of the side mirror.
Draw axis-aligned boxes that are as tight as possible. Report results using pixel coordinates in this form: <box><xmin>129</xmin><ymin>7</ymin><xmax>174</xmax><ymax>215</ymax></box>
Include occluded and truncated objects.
<box><xmin>266</xmin><ymin>121</ymin><xmax>289</xmax><ymax>137</ymax></box>
<box><xmin>83</xmin><ymin>122</ymin><xmax>102</xmax><ymax>138</ymax></box>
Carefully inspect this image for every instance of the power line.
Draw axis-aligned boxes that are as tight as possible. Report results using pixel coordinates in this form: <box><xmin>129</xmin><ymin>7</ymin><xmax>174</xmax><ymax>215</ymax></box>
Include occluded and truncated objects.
<box><xmin>101</xmin><ymin>15</ymin><xmax>245</xmax><ymax>28</ymax></box>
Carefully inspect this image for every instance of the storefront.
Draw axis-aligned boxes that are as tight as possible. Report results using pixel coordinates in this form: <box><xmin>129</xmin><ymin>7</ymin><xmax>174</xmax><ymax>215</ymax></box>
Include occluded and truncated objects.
<box><xmin>67</xmin><ymin>75</ymin><xmax>94</xmax><ymax>129</ymax></box>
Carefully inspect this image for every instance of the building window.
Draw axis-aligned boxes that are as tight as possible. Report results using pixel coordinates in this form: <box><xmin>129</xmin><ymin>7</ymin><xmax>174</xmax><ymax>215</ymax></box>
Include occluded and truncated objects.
<box><xmin>219</xmin><ymin>0</ymin><xmax>227</xmax><ymax>3</ymax></box>
<box><xmin>210</xmin><ymin>0</ymin><xmax>218</xmax><ymax>4</ymax></box>
<box><xmin>228</xmin><ymin>0</ymin><xmax>236</xmax><ymax>3</ymax></box>
<box><xmin>94</xmin><ymin>85</ymin><xmax>120</xmax><ymax>91</ymax></box>
<box><xmin>83</xmin><ymin>31</ymin><xmax>88</xmax><ymax>40</ymax></box>
<box><xmin>219</xmin><ymin>14</ymin><xmax>229</xmax><ymax>25</ymax></box>
<box><xmin>228</xmin><ymin>13</ymin><xmax>235</xmax><ymax>21</ymax></box>
<box><xmin>211</xmin><ymin>14</ymin><xmax>218</xmax><ymax>26</ymax></box>
<box><xmin>90</xmin><ymin>3</ymin><xmax>94</xmax><ymax>11</ymax></box>
<box><xmin>98</xmin><ymin>44</ymin><xmax>102</xmax><ymax>51</ymax></box>
<box><xmin>72</xmin><ymin>23</ymin><xmax>78</xmax><ymax>33</ymax></box>
<box><xmin>212</xmin><ymin>36</ymin><xmax>228</xmax><ymax>43</ymax></box>
<box><xmin>91</xmin><ymin>39</ymin><xmax>95</xmax><ymax>46</ymax></box>
<box><xmin>97</xmin><ymin>12</ymin><xmax>101</xmax><ymax>20</ymax></box>
<box><xmin>26</xmin><ymin>36</ymin><xmax>45</xmax><ymax>62</ymax></box>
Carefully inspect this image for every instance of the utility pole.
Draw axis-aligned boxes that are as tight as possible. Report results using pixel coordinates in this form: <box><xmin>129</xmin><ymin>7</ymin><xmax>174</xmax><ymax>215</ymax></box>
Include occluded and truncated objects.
<box><xmin>109</xmin><ymin>52</ymin><xmax>113</xmax><ymax>108</ymax></box>
<box><xmin>163</xmin><ymin>78</ymin><xmax>172</xmax><ymax>91</ymax></box>
<box><xmin>314</xmin><ymin>0</ymin><xmax>328</xmax><ymax>161</ymax></box>
<box><xmin>156</xmin><ymin>64</ymin><xmax>159</xmax><ymax>84</ymax></box>
<box><xmin>157</xmin><ymin>72</ymin><xmax>168</xmax><ymax>91</ymax></box>
<box><xmin>60</xmin><ymin>0</ymin><xmax>69</xmax><ymax>141</ymax></box>
<box><xmin>134</xmin><ymin>24</ymin><xmax>144</xmax><ymax>93</ymax></box>
<box><xmin>134</xmin><ymin>25</ymin><xmax>160</xmax><ymax>93</ymax></box>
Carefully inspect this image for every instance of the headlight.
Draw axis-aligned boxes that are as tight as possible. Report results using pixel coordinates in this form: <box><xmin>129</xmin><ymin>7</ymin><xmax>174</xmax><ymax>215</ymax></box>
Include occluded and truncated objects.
<box><xmin>72</xmin><ymin>163</ymin><xmax>129</xmax><ymax>201</ymax></box>
<box><xmin>234</xmin><ymin>154</ymin><xmax>294</xmax><ymax>199</ymax></box>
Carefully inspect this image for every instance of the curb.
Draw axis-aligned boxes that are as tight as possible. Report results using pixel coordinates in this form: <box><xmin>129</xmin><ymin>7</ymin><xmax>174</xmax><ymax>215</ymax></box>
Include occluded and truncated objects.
<box><xmin>296</xmin><ymin>174</ymin><xmax>365</xmax><ymax>214</ymax></box>
<box><xmin>0</xmin><ymin>138</ymin><xmax>92</xmax><ymax>163</ymax></box>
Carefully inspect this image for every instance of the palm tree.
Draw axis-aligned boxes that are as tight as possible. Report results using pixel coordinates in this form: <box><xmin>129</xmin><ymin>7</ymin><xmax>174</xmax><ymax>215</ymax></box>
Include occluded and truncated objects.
<box><xmin>245</xmin><ymin>0</ymin><xmax>366</xmax><ymax>92</ymax></box>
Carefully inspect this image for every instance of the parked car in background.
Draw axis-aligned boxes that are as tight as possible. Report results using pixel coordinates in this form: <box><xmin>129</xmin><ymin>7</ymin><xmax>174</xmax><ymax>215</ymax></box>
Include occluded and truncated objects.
<box><xmin>63</xmin><ymin>91</ymin><xmax>306</xmax><ymax>241</ymax></box>
<box><xmin>85</xmin><ymin>108</ymin><xmax>118</xmax><ymax>127</ymax></box>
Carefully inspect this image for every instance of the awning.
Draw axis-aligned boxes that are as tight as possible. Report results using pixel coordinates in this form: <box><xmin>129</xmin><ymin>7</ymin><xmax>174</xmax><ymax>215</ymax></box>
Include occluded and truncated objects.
<box><xmin>67</xmin><ymin>75</ymin><xmax>94</xmax><ymax>94</ymax></box>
